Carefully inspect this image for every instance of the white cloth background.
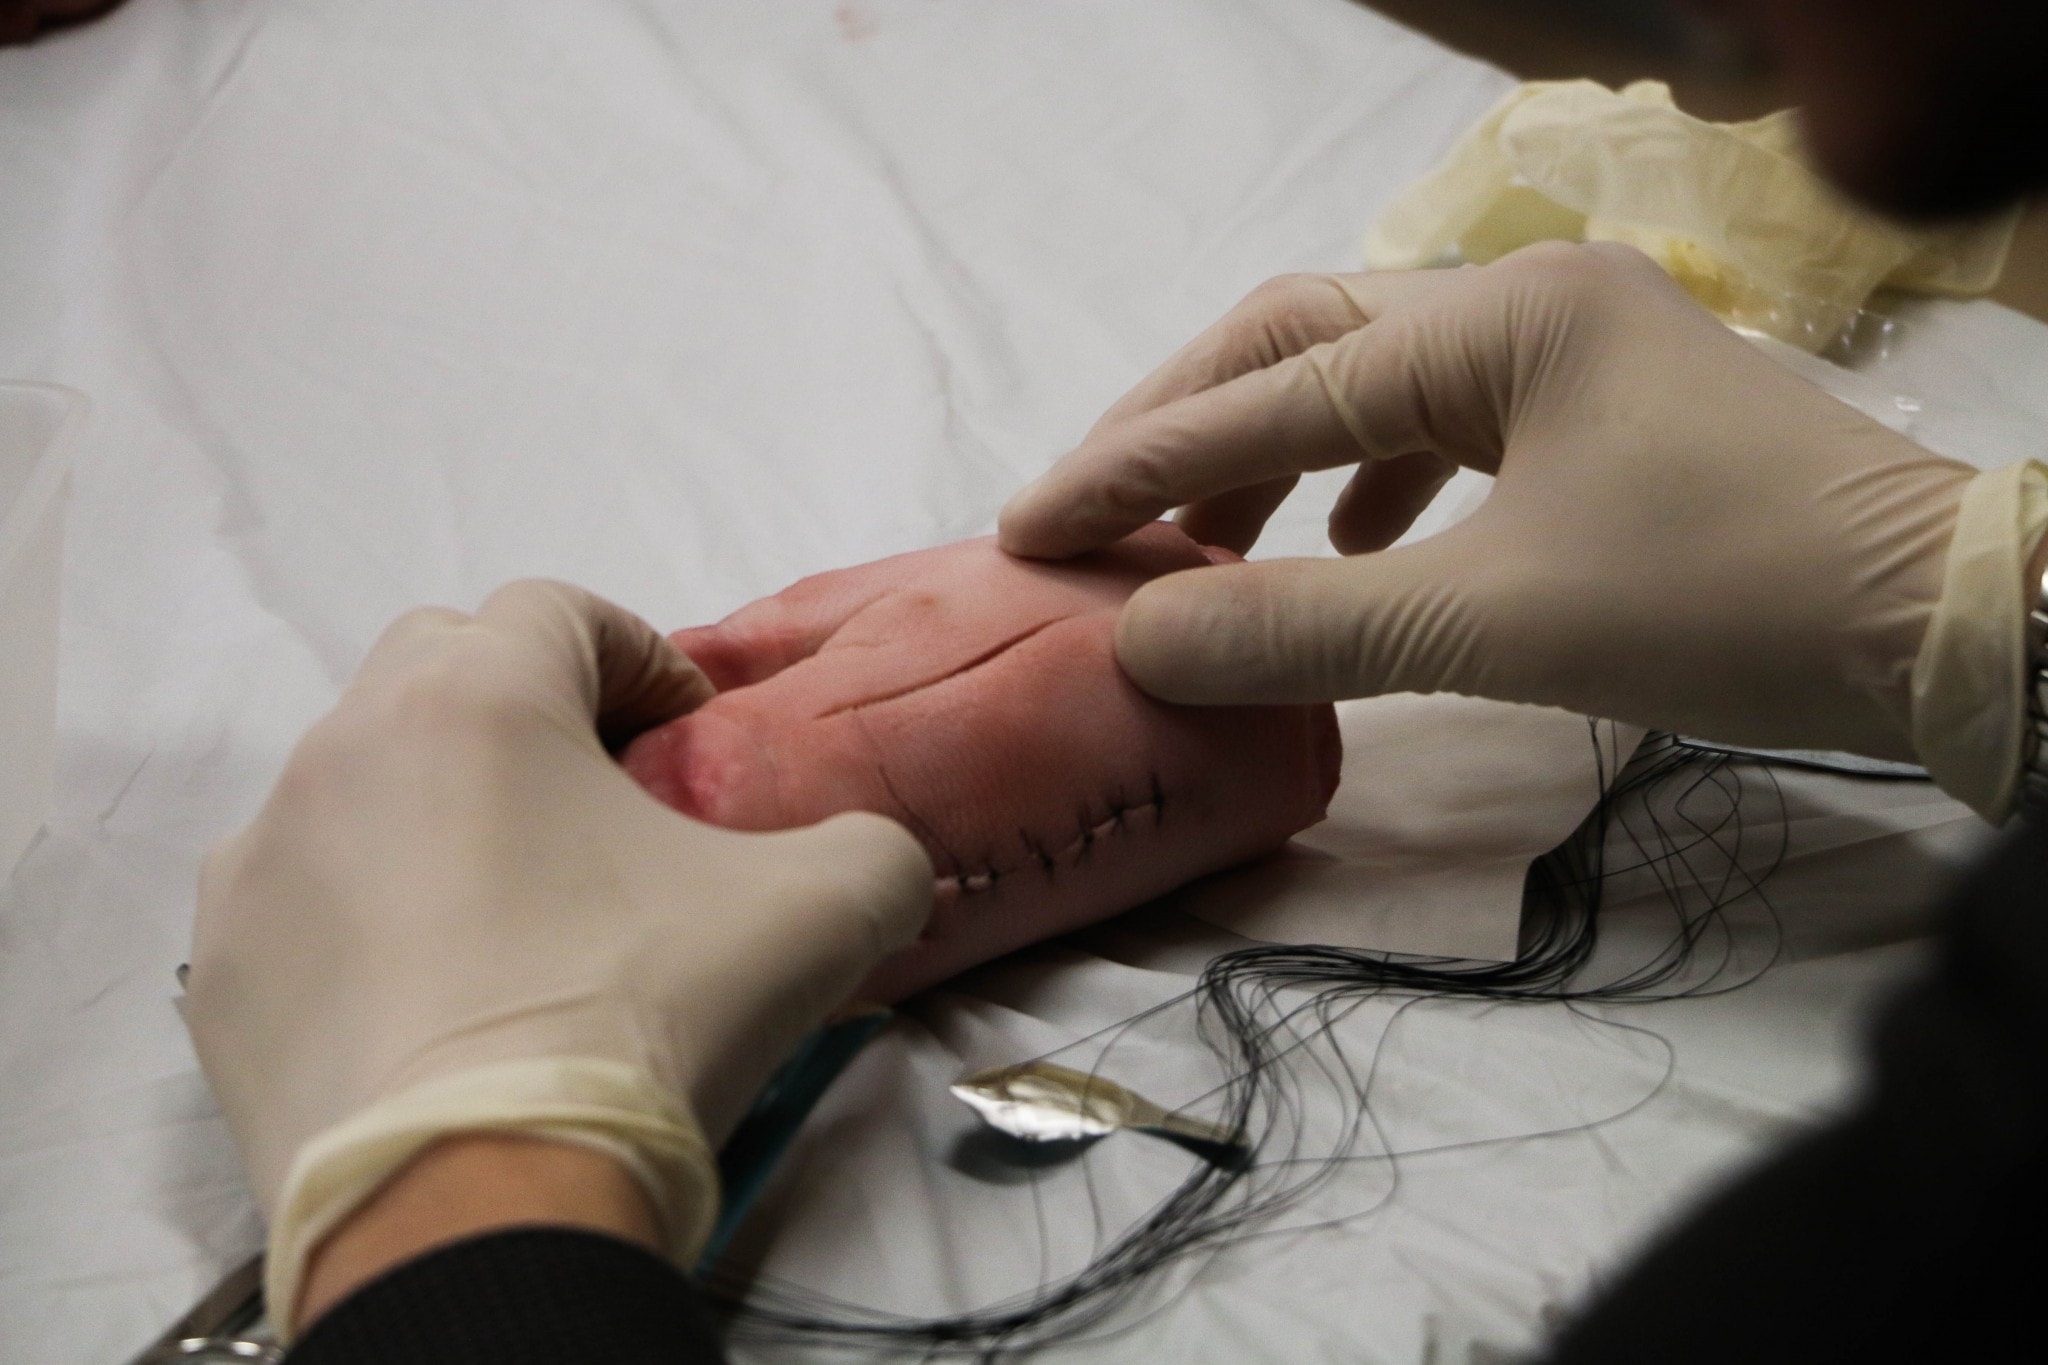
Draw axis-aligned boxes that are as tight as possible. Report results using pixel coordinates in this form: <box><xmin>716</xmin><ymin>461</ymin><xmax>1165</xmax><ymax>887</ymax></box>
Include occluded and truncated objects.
<box><xmin>0</xmin><ymin>2</ymin><xmax>2039</xmax><ymax>1360</ymax></box>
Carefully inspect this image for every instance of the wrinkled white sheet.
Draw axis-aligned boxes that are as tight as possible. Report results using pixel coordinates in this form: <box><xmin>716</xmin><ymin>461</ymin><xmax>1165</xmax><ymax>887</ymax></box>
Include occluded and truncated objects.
<box><xmin>0</xmin><ymin>1</ymin><xmax>2037</xmax><ymax>1360</ymax></box>
<box><xmin>1185</xmin><ymin>700</ymin><xmax>1642</xmax><ymax>960</ymax></box>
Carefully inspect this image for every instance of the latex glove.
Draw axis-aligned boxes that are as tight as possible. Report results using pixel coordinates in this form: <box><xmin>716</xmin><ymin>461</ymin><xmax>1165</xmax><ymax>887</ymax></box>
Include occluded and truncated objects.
<box><xmin>1000</xmin><ymin>243</ymin><xmax>2048</xmax><ymax>819</ymax></box>
<box><xmin>183</xmin><ymin>580</ymin><xmax>933</xmax><ymax>1331</ymax></box>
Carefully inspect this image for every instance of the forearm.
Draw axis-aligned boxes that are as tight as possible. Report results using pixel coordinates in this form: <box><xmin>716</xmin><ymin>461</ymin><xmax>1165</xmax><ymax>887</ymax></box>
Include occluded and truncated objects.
<box><xmin>285</xmin><ymin>1134</ymin><xmax>729</xmax><ymax>1364</ymax></box>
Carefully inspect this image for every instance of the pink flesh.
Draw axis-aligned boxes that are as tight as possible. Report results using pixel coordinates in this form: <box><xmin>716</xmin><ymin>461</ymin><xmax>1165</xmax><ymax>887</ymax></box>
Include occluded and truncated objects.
<box><xmin>621</xmin><ymin>523</ymin><xmax>1341</xmax><ymax>1002</ymax></box>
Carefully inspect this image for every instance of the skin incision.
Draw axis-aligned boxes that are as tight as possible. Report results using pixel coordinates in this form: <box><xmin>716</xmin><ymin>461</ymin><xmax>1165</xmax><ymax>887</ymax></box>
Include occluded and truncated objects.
<box><xmin>622</xmin><ymin>524</ymin><xmax>1341</xmax><ymax>1002</ymax></box>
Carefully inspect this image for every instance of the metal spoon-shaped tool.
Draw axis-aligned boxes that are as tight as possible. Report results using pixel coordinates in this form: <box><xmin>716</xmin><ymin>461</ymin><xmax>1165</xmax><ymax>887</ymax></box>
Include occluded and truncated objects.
<box><xmin>951</xmin><ymin>1061</ymin><xmax>1249</xmax><ymax>1170</ymax></box>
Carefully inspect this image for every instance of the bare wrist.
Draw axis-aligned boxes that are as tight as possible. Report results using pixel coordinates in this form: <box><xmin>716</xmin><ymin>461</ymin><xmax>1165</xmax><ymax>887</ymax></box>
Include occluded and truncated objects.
<box><xmin>295</xmin><ymin>1132</ymin><xmax>660</xmax><ymax>1330</ymax></box>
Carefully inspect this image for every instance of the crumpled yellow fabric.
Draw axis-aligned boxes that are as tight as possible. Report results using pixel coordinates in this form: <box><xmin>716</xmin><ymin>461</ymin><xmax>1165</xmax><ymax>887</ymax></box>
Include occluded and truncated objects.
<box><xmin>1365</xmin><ymin>80</ymin><xmax>2020</xmax><ymax>351</ymax></box>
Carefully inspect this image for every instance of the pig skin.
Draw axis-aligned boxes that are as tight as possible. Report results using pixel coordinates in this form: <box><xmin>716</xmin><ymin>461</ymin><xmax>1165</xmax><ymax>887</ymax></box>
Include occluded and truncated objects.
<box><xmin>621</xmin><ymin>523</ymin><xmax>1341</xmax><ymax>1002</ymax></box>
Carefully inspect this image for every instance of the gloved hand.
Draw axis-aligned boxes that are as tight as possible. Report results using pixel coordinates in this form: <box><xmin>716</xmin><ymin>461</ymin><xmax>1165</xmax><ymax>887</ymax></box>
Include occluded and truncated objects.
<box><xmin>183</xmin><ymin>580</ymin><xmax>933</xmax><ymax>1332</ymax></box>
<box><xmin>1000</xmin><ymin>243</ymin><xmax>2048</xmax><ymax>819</ymax></box>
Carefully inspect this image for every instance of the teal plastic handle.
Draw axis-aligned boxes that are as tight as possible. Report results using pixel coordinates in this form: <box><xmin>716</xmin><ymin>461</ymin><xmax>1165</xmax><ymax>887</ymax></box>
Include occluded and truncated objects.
<box><xmin>697</xmin><ymin>1008</ymin><xmax>894</xmax><ymax>1272</ymax></box>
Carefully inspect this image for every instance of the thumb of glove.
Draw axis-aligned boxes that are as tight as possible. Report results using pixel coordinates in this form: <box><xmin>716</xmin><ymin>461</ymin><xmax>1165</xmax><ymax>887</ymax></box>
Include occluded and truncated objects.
<box><xmin>772</xmin><ymin>809</ymin><xmax>937</xmax><ymax>957</ymax></box>
<box><xmin>1113</xmin><ymin>531</ymin><xmax>1508</xmax><ymax>706</ymax></box>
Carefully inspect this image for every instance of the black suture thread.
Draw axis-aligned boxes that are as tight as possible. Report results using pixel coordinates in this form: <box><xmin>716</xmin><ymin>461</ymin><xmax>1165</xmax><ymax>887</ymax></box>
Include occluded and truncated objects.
<box><xmin>716</xmin><ymin>728</ymin><xmax>1794</xmax><ymax>1357</ymax></box>
<box><xmin>1021</xmin><ymin>829</ymin><xmax>1057</xmax><ymax>878</ymax></box>
<box><xmin>933</xmin><ymin>785</ymin><xmax>1168</xmax><ymax>897</ymax></box>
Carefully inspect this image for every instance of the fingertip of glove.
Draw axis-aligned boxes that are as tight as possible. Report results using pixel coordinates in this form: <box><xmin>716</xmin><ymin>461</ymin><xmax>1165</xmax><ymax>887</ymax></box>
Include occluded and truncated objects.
<box><xmin>1115</xmin><ymin>569</ymin><xmax>1242</xmax><ymax>704</ymax></box>
<box><xmin>807</xmin><ymin>811</ymin><xmax>937</xmax><ymax>938</ymax></box>
<box><xmin>816</xmin><ymin>808</ymin><xmax>931</xmax><ymax>871</ymax></box>
<box><xmin>994</xmin><ymin>497</ymin><xmax>1067</xmax><ymax>560</ymax></box>
<box><xmin>1119</xmin><ymin>559</ymin><xmax>1379</xmax><ymax>706</ymax></box>
<box><xmin>997</xmin><ymin>481</ymin><xmax>1134</xmax><ymax>562</ymax></box>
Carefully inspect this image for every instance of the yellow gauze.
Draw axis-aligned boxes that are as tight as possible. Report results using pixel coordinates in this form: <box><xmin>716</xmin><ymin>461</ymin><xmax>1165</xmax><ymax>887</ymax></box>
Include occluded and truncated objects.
<box><xmin>1366</xmin><ymin>80</ymin><xmax>2019</xmax><ymax>352</ymax></box>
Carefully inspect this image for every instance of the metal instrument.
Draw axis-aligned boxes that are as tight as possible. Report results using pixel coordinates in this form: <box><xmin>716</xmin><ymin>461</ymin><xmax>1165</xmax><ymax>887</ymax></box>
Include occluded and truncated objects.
<box><xmin>125</xmin><ymin>1255</ymin><xmax>278</xmax><ymax>1364</ymax></box>
<box><xmin>131</xmin><ymin>1010</ymin><xmax>894</xmax><ymax>1363</ymax></box>
<box><xmin>952</xmin><ymin>1060</ymin><xmax>1249</xmax><ymax>1169</ymax></box>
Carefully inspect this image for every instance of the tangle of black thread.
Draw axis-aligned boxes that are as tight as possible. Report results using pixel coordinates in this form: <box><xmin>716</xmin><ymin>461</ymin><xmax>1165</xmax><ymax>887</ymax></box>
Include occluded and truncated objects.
<box><xmin>713</xmin><ymin>728</ymin><xmax>1801</xmax><ymax>1357</ymax></box>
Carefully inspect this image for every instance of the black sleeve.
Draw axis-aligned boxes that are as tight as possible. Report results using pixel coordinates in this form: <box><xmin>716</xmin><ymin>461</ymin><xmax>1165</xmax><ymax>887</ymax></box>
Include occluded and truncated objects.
<box><xmin>283</xmin><ymin>1227</ymin><xmax>729</xmax><ymax>1365</ymax></box>
<box><xmin>1541</xmin><ymin>816</ymin><xmax>2048</xmax><ymax>1363</ymax></box>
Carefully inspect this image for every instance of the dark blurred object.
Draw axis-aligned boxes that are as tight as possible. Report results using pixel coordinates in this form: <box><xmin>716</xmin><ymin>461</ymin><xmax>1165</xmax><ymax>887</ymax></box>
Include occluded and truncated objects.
<box><xmin>1357</xmin><ymin>0</ymin><xmax>2048</xmax><ymax>326</ymax></box>
<box><xmin>1370</xmin><ymin>0</ymin><xmax>2043</xmax><ymax>216</ymax></box>
<box><xmin>1542</xmin><ymin>813</ymin><xmax>2048</xmax><ymax>1363</ymax></box>
<box><xmin>1697</xmin><ymin>0</ymin><xmax>2048</xmax><ymax>221</ymax></box>
<box><xmin>1362</xmin><ymin>0</ymin><xmax>1770</xmax><ymax>119</ymax></box>
<box><xmin>0</xmin><ymin>0</ymin><xmax>130</xmax><ymax>47</ymax></box>
<box><xmin>1478</xmin><ymin>0</ymin><xmax>1749</xmax><ymax>63</ymax></box>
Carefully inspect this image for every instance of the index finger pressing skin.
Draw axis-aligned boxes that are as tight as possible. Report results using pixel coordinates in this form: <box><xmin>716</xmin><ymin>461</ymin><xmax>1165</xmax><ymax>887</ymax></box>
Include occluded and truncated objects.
<box><xmin>999</xmin><ymin>340</ymin><xmax>1390</xmax><ymax>559</ymax></box>
<box><xmin>1000</xmin><ymin>269</ymin><xmax>1458</xmax><ymax>560</ymax></box>
<box><xmin>1088</xmin><ymin>273</ymin><xmax>1372</xmax><ymax>432</ymax></box>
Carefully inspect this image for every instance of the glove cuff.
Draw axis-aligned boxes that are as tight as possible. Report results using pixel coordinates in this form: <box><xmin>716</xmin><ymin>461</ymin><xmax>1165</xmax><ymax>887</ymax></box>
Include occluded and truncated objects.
<box><xmin>264</xmin><ymin>1057</ymin><xmax>719</xmax><ymax>1340</ymax></box>
<box><xmin>1910</xmin><ymin>460</ymin><xmax>2048</xmax><ymax>820</ymax></box>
